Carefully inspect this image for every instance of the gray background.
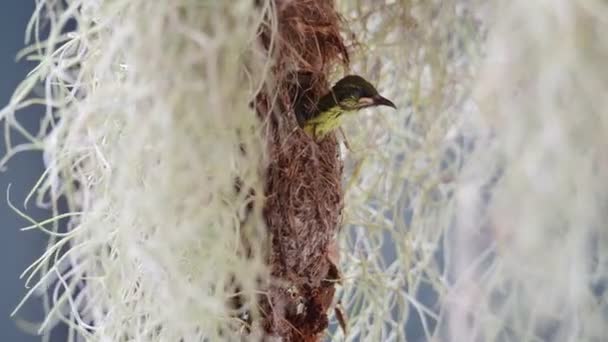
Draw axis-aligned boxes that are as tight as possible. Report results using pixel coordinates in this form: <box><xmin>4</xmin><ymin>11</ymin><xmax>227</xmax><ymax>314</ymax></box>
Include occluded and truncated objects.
<box><xmin>0</xmin><ymin>1</ymin><xmax>67</xmax><ymax>341</ymax></box>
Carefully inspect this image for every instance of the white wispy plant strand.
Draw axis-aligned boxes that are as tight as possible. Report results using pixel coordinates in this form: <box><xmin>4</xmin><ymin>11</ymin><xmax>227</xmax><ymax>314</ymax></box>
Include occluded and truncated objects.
<box><xmin>453</xmin><ymin>1</ymin><xmax>608</xmax><ymax>340</ymax></box>
<box><xmin>4</xmin><ymin>1</ymin><xmax>272</xmax><ymax>341</ymax></box>
<box><xmin>335</xmin><ymin>0</ymin><xmax>608</xmax><ymax>341</ymax></box>
<box><xmin>334</xmin><ymin>1</ymin><xmax>480</xmax><ymax>340</ymax></box>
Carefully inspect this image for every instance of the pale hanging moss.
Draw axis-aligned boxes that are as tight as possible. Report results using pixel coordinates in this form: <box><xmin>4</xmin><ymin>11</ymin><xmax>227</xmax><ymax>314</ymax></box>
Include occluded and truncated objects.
<box><xmin>3</xmin><ymin>1</ymin><xmax>273</xmax><ymax>341</ymax></box>
<box><xmin>455</xmin><ymin>1</ymin><xmax>608</xmax><ymax>340</ymax></box>
<box><xmin>333</xmin><ymin>1</ymin><xmax>481</xmax><ymax>340</ymax></box>
<box><xmin>4</xmin><ymin>0</ymin><xmax>608</xmax><ymax>341</ymax></box>
<box><xmin>333</xmin><ymin>0</ymin><xmax>608</xmax><ymax>341</ymax></box>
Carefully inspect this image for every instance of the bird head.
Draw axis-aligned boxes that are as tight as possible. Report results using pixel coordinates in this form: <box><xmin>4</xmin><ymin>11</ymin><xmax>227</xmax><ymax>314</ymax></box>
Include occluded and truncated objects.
<box><xmin>329</xmin><ymin>75</ymin><xmax>396</xmax><ymax>111</ymax></box>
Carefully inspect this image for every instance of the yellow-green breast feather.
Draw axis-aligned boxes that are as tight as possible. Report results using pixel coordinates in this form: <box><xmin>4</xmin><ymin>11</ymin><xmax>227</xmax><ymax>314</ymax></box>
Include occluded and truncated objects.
<box><xmin>303</xmin><ymin>106</ymin><xmax>343</xmax><ymax>139</ymax></box>
<box><xmin>303</xmin><ymin>98</ymin><xmax>358</xmax><ymax>140</ymax></box>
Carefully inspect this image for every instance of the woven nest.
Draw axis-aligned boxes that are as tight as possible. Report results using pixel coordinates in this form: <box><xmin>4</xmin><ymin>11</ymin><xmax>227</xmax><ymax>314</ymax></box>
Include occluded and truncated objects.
<box><xmin>254</xmin><ymin>0</ymin><xmax>350</xmax><ymax>340</ymax></box>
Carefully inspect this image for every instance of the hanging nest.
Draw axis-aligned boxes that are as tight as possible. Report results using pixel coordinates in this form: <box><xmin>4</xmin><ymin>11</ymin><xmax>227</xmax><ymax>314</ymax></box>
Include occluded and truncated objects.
<box><xmin>253</xmin><ymin>0</ymin><xmax>350</xmax><ymax>340</ymax></box>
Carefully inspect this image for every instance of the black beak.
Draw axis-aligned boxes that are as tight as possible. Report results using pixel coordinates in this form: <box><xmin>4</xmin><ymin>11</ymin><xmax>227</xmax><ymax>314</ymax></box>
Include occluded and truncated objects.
<box><xmin>374</xmin><ymin>95</ymin><xmax>397</xmax><ymax>109</ymax></box>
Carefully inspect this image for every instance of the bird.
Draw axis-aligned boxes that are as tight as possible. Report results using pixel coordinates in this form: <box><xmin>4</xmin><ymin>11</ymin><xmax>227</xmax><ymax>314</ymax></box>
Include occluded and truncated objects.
<box><xmin>301</xmin><ymin>75</ymin><xmax>396</xmax><ymax>140</ymax></box>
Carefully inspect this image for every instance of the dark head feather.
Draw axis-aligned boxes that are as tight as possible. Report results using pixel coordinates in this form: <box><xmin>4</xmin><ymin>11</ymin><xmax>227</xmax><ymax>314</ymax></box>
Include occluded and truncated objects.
<box><xmin>316</xmin><ymin>75</ymin><xmax>390</xmax><ymax>113</ymax></box>
<box><xmin>331</xmin><ymin>75</ymin><xmax>380</xmax><ymax>100</ymax></box>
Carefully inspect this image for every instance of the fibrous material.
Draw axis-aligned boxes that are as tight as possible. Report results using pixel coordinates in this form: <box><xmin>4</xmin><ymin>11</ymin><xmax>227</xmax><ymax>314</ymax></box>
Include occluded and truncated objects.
<box><xmin>3</xmin><ymin>0</ymin><xmax>608</xmax><ymax>341</ymax></box>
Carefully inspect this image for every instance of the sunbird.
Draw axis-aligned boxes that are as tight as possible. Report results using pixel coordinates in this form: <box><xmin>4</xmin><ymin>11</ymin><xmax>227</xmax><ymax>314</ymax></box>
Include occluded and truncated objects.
<box><xmin>302</xmin><ymin>75</ymin><xmax>396</xmax><ymax>140</ymax></box>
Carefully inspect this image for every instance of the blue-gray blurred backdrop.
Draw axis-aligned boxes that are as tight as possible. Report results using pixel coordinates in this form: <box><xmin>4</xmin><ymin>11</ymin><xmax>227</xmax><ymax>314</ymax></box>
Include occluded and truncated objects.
<box><xmin>0</xmin><ymin>1</ymin><xmax>67</xmax><ymax>341</ymax></box>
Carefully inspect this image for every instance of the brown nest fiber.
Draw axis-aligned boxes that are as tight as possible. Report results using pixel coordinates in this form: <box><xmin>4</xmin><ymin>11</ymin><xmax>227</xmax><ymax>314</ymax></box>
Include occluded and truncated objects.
<box><xmin>254</xmin><ymin>0</ymin><xmax>350</xmax><ymax>340</ymax></box>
